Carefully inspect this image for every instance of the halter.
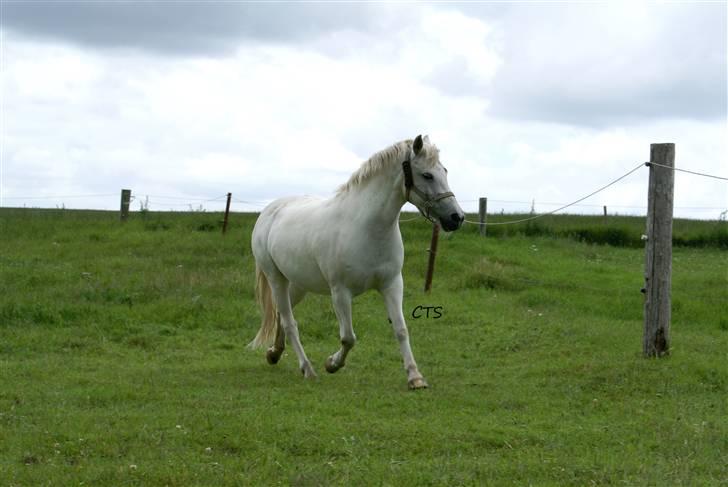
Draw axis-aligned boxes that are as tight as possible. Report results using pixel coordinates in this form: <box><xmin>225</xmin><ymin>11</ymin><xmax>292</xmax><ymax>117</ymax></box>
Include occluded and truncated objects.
<box><xmin>402</xmin><ymin>155</ymin><xmax>455</xmax><ymax>222</ymax></box>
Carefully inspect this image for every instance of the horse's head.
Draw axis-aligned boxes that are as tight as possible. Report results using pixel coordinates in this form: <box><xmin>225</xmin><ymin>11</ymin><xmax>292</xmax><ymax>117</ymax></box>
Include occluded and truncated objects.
<box><xmin>404</xmin><ymin>134</ymin><xmax>464</xmax><ymax>232</ymax></box>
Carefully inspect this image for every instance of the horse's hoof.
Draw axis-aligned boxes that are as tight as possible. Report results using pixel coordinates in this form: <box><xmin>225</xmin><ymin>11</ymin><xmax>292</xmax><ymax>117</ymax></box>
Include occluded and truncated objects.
<box><xmin>266</xmin><ymin>347</ymin><xmax>282</xmax><ymax>365</ymax></box>
<box><xmin>301</xmin><ymin>363</ymin><xmax>318</xmax><ymax>379</ymax></box>
<box><xmin>408</xmin><ymin>377</ymin><xmax>429</xmax><ymax>390</ymax></box>
<box><xmin>324</xmin><ymin>356</ymin><xmax>342</xmax><ymax>374</ymax></box>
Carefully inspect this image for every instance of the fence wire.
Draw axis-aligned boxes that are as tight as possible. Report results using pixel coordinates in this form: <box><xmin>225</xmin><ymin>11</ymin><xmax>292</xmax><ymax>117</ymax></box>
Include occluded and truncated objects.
<box><xmin>2</xmin><ymin>193</ymin><xmax>117</xmax><ymax>200</ymax></box>
<box><xmin>647</xmin><ymin>162</ymin><xmax>728</xmax><ymax>181</ymax></box>
<box><xmin>2</xmin><ymin>160</ymin><xmax>725</xmax><ymax>216</ymax></box>
<box><xmin>460</xmin><ymin>162</ymin><xmax>646</xmax><ymax>227</ymax></box>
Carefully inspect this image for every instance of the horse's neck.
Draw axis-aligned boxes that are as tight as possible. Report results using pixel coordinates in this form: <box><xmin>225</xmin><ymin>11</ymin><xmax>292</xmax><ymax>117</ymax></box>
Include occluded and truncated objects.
<box><xmin>338</xmin><ymin>166</ymin><xmax>405</xmax><ymax>230</ymax></box>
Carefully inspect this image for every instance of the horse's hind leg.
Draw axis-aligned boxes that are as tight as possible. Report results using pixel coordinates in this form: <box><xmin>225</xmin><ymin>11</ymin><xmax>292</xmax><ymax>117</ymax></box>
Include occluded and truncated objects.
<box><xmin>268</xmin><ymin>275</ymin><xmax>316</xmax><ymax>379</ymax></box>
<box><xmin>266</xmin><ymin>285</ymin><xmax>306</xmax><ymax>365</ymax></box>
<box><xmin>265</xmin><ymin>315</ymin><xmax>285</xmax><ymax>365</ymax></box>
<box><xmin>325</xmin><ymin>287</ymin><xmax>355</xmax><ymax>374</ymax></box>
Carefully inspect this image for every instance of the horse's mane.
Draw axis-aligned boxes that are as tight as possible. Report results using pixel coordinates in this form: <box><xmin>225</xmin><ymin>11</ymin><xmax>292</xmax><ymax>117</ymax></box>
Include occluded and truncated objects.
<box><xmin>336</xmin><ymin>139</ymin><xmax>439</xmax><ymax>194</ymax></box>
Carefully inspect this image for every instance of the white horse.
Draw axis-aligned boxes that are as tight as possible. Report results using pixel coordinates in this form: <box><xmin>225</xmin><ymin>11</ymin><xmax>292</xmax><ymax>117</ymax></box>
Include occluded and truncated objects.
<box><xmin>249</xmin><ymin>135</ymin><xmax>464</xmax><ymax>389</ymax></box>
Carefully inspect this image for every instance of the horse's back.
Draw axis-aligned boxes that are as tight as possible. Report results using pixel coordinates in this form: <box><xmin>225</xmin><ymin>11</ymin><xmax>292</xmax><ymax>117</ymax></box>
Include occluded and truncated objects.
<box><xmin>253</xmin><ymin>195</ymin><xmax>319</xmax><ymax>234</ymax></box>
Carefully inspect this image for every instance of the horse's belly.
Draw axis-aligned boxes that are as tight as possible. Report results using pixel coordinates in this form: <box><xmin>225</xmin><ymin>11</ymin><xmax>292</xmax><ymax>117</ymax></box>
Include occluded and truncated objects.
<box><xmin>269</xmin><ymin>241</ymin><xmax>330</xmax><ymax>293</ymax></box>
<box><xmin>281</xmin><ymin>261</ymin><xmax>330</xmax><ymax>294</ymax></box>
<box><xmin>326</xmin><ymin>252</ymin><xmax>402</xmax><ymax>296</ymax></box>
<box><xmin>271</xmin><ymin>245</ymin><xmax>398</xmax><ymax>296</ymax></box>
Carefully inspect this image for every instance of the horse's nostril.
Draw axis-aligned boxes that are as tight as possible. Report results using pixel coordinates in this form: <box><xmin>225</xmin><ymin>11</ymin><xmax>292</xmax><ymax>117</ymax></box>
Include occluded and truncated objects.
<box><xmin>451</xmin><ymin>213</ymin><xmax>463</xmax><ymax>223</ymax></box>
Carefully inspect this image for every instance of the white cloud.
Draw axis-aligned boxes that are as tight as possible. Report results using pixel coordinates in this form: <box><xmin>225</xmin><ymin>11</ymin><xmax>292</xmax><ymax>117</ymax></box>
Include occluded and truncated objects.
<box><xmin>486</xmin><ymin>3</ymin><xmax>726</xmax><ymax>125</ymax></box>
<box><xmin>1</xmin><ymin>4</ymin><xmax>725</xmax><ymax>219</ymax></box>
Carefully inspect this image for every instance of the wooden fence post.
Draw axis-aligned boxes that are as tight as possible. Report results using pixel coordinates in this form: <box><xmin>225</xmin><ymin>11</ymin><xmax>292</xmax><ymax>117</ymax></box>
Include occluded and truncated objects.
<box><xmin>643</xmin><ymin>143</ymin><xmax>674</xmax><ymax>357</ymax></box>
<box><xmin>424</xmin><ymin>223</ymin><xmax>440</xmax><ymax>293</ymax></box>
<box><xmin>120</xmin><ymin>189</ymin><xmax>131</xmax><ymax>222</ymax></box>
<box><xmin>479</xmin><ymin>197</ymin><xmax>488</xmax><ymax>237</ymax></box>
<box><xmin>222</xmin><ymin>192</ymin><xmax>232</xmax><ymax>235</ymax></box>
<box><xmin>603</xmin><ymin>205</ymin><xmax>608</xmax><ymax>224</ymax></box>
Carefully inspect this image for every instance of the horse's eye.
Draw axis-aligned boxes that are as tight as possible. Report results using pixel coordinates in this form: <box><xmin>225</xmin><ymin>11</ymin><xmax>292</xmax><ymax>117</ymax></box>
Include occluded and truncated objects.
<box><xmin>423</xmin><ymin>173</ymin><xmax>434</xmax><ymax>180</ymax></box>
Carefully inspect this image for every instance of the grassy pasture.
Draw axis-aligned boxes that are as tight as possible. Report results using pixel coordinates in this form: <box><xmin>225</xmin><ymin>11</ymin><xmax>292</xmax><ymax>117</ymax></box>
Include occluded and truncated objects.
<box><xmin>0</xmin><ymin>208</ymin><xmax>726</xmax><ymax>486</ymax></box>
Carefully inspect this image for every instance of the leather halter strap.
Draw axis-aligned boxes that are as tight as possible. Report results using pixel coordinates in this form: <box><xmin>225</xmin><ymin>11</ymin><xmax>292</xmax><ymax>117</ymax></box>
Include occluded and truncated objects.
<box><xmin>402</xmin><ymin>157</ymin><xmax>455</xmax><ymax>221</ymax></box>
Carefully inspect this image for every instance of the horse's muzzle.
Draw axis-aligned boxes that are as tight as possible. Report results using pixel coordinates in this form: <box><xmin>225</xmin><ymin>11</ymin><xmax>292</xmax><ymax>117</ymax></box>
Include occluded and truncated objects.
<box><xmin>441</xmin><ymin>212</ymin><xmax>464</xmax><ymax>232</ymax></box>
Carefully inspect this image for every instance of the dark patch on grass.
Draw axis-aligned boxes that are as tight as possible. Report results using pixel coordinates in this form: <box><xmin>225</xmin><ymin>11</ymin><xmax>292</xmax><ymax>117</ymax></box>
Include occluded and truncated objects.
<box><xmin>196</xmin><ymin>222</ymin><xmax>219</xmax><ymax>232</ymax></box>
<box><xmin>125</xmin><ymin>334</ymin><xmax>158</xmax><ymax>350</ymax></box>
<box><xmin>158</xmin><ymin>326</ymin><xmax>177</xmax><ymax>336</ymax></box>
<box><xmin>80</xmin><ymin>282</ymin><xmax>155</xmax><ymax>308</ymax></box>
<box><xmin>470</xmin><ymin>434</ymin><xmax>517</xmax><ymax>451</ymax></box>
<box><xmin>0</xmin><ymin>303</ymin><xmax>75</xmax><ymax>327</ymax></box>
<box><xmin>695</xmin><ymin>367</ymin><xmax>726</xmax><ymax>392</ymax></box>
<box><xmin>21</xmin><ymin>454</ymin><xmax>41</xmax><ymax>465</ymax></box>
<box><xmin>216</xmin><ymin>439</ymin><xmax>244</xmax><ymax>455</ymax></box>
<box><xmin>61</xmin><ymin>339</ymin><xmax>87</xmax><ymax>350</ymax></box>
<box><xmin>0</xmin><ymin>302</ymin><xmax>22</xmax><ymax>325</ymax></box>
<box><xmin>524</xmin><ymin>221</ymin><xmax>553</xmax><ymax>238</ymax></box>
<box><xmin>145</xmin><ymin>221</ymin><xmax>171</xmax><ymax>231</ymax></box>
<box><xmin>0</xmin><ymin>393</ymin><xmax>23</xmax><ymax>408</ymax></box>
<box><xmin>460</xmin><ymin>257</ymin><xmax>528</xmax><ymax>291</ymax></box>
<box><xmin>290</xmin><ymin>471</ymin><xmax>330</xmax><ymax>487</ymax></box>
<box><xmin>498</xmin><ymin>399</ymin><xmax>527</xmax><ymax>411</ymax></box>
<box><xmin>568</xmin><ymin>227</ymin><xmax>637</xmax><ymax>247</ymax></box>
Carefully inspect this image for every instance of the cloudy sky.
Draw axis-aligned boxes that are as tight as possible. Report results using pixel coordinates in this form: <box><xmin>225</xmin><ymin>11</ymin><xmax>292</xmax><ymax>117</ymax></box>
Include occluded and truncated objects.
<box><xmin>1</xmin><ymin>1</ymin><xmax>726</xmax><ymax>218</ymax></box>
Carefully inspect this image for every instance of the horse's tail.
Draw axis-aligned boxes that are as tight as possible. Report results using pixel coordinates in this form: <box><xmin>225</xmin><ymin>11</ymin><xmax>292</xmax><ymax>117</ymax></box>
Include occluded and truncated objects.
<box><xmin>247</xmin><ymin>265</ymin><xmax>278</xmax><ymax>349</ymax></box>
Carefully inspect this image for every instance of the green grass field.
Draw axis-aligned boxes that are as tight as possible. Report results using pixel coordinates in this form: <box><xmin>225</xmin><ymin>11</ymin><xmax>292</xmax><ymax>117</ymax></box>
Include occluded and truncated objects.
<box><xmin>1</xmin><ymin>208</ymin><xmax>726</xmax><ymax>485</ymax></box>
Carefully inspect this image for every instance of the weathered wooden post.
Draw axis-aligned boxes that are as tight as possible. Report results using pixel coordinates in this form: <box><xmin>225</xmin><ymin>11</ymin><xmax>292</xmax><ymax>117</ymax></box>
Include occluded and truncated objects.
<box><xmin>603</xmin><ymin>205</ymin><xmax>608</xmax><ymax>224</ymax></box>
<box><xmin>222</xmin><ymin>192</ymin><xmax>232</xmax><ymax>235</ymax></box>
<box><xmin>120</xmin><ymin>189</ymin><xmax>131</xmax><ymax>222</ymax></box>
<box><xmin>424</xmin><ymin>223</ymin><xmax>440</xmax><ymax>293</ymax></box>
<box><xmin>643</xmin><ymin>143</ymin><xmax>674</xmax><ymax>357</ymax></box>
<box><xmin>479</xmin><ymin>197</ymin><xmax>488</xmax><ymax>237</ymax></box>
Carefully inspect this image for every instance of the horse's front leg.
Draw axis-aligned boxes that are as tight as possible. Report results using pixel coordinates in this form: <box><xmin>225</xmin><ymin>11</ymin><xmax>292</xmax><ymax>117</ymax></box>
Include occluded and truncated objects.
<box><xmin>379</xmin><ymin>275</ymin><xmax>428</xmax><ymax>390</ymax></box>
<box><xmin>324</xmin><ymin>287</ymin><xmax>355</xmax><ymax>373</ymax></box>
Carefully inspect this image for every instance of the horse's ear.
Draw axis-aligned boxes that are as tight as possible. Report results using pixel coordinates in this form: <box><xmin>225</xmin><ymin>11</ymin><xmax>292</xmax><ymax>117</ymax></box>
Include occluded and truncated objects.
<box><xmin>423</xmin><ymin>135</ymin><xmax>430</xmax><ymax>144</ymax></box>
<box><xmin>413</xmin><ymin>135</ymin><xmax>423</xmax><ymax>155</ymax></box>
